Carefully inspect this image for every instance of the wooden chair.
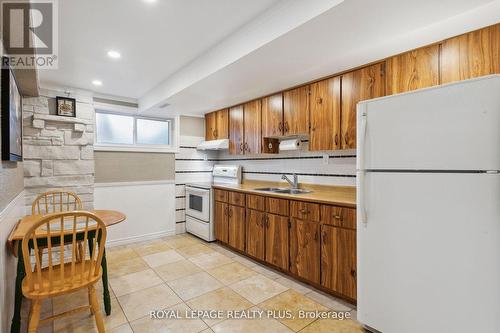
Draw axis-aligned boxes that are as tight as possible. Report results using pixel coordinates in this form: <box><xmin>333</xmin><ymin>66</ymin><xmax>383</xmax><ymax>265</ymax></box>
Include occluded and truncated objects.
<box><xmin>21</xmin><ymin>211</ymin><xmax>107</xmax><ymax>333</ymax></box>
<box><xmin>31</xmin><ymin>190</ymin><xmax>82</xmax><ymax>215</ymax></box>
<box><xmin>31</xmin><ymin>191</ymin><xmax>84</xmax><ymax>263</ymax></box>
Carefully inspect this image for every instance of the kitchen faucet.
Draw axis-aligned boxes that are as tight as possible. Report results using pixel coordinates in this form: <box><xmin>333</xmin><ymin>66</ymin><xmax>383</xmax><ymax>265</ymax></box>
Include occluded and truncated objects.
<box><xmin>282</xmin><ymin>173</ymin><xmax>299</xmax><ymax>189</ymax></box>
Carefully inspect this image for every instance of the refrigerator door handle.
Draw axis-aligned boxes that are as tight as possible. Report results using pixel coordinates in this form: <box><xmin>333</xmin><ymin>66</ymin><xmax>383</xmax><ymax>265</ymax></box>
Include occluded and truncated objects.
<box><xmin>358</xmin><ymin>109</ymin><xmax>368</xmax><ymax>225</ymax></box>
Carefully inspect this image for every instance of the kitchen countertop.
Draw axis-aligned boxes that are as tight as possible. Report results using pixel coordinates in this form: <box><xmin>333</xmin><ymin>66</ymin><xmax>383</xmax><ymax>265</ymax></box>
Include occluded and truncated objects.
<box><xmin>212</xmin><ymin>180</ymin><xmax>356</xmax><ymax>207</ymax></box>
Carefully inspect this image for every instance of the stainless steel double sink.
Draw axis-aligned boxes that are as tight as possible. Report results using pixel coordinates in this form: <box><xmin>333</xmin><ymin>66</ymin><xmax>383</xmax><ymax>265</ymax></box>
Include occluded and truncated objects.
<box><xmin>253</xmin><ymin>187</ymin><xmax>312</xmax><ymax>195</ymax></box>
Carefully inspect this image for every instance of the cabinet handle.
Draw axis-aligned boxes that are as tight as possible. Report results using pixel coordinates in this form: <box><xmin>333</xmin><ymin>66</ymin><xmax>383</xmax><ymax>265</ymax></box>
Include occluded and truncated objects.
<box><xmin>228</xmin><ymin>208</ymin><xmax>232</xmax><ymax>218</ymax></box>
<box><xmin>334</xmin><ymin>134</ymin><xmax>339</xmax><ymax>146</ymax></box>
<box><xmin>344</xmin><ymin>133</ymin><xmax>349</xmax><ymax>145</ymax></box>
<box><xmin>317</xmin><ymin>97</ymin><xmax>323</xmax><ymax>104</ymax></box>
<box><xmin>322</xmin><ymin>231</ymin><xmax>327</xmax><ymax>241</ymax></box>
<box><xmin>300</xmin><ymin>209</ymin><xmax>310</xmax><ymax>215</ymax></box>
<box><xmin>239</xmin><ymin>142</ymin><xmax>244</xmax><ymax>154</ymax></box>
<box><xmin>333</xmin><ymin>215</ymin><xmax>342</xmax><ymax>220</ymax></box>
<box><xmin>278</xmin><ymin>122</ymin><xmax>283</xmax><ymax>132</ymax></box>
<box><xmin>244</xmin><ymin>142</ymin><xmax>249</xmax><ymax>153</ymax></box>
<box><xmin>314</xmin><ymin>230</ymin><xmax>318</xmax><ymax>241</ymax></box>
<box><xmin>213</xmin><ymin>129</ymin><xmax>217</xmax><ymax>138</ymax></box>
<box><xmin>351</xmin><ymin>269</ymin><xmax>357</xmax><ymax>279</ymax></box>
<box><xmin>284</xmin><ymin>121</ymin><xmax>289</xmax><ymax>133</ymax></box>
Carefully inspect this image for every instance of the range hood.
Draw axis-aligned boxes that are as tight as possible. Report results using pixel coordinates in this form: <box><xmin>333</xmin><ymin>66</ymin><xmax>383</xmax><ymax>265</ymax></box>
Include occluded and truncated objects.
<box><xmin>197</xmin><ymin>139</ymin><xmax>229</xmax><ymax>150</ymax></box>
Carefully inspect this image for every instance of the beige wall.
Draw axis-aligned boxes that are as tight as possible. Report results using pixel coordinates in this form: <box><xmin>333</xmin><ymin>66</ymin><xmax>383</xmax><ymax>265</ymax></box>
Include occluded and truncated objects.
<box><xmin>0</xmin><ymin>42</ymin><xmax>25</xmax><ymax>211</ymax></box>
<box><xmin>180</xmin><ymin>116</ymin><xmax>205</xmax><ymax>137</ymax></box>
<box><xmin>95</xmin><ymin>151</ymin><xmax>175</xmax><ymax>183</ymax></box>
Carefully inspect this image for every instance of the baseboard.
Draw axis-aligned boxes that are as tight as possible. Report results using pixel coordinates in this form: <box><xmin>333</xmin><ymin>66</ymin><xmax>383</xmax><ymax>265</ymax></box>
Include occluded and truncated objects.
<box><xmin>106</xmin><ymin>229</ymin><xmax>176</xmax><ymax>247</ymax></box>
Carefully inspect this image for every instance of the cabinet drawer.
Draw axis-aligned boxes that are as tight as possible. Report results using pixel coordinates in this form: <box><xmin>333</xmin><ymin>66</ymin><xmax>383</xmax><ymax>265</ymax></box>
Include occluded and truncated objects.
<box><xmin>266</xmin><ymin>197</ymin><xmax>289</xmax><ymax>216</ymax></box>
<box><xmin>247</xmin><ymin>194</ymin><xmax>265</xmax><ymax>211</ymax></box>
<box><xmin>290</xmin><ymin>201</ymin><xmax>320</xmax><ymax>221</ymax></box>
<box><xmin>214</xmin><ymin>189</ymin><xmax>228</xmax><ymax>202</ymax></box>
<box><xmin>321</xmin><ymin>205</ymin><xmax>356</xmax><ymax>229</ymax></box>
<box><xmin>229</xmin><ymin>191</ymin><xmax>246</xmax><ymax>206</ymax></box>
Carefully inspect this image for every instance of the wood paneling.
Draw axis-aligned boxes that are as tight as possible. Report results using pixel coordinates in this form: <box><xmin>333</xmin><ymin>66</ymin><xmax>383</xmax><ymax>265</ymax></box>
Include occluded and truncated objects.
<box><xmin>243</xmin><ymin>100</ymin><xmax>261</xmax><ymax>154</ymax></box>
<box><xmin>228</xmin><ymin>205</ymin><xmax>245</xmax><ymax>251</ymax></box>
<box><xmin>266</xmin><ymin>197</ymin><xmax>289</xmax><ymax>216</ymax></box>
<box><xmin>205</xmin><ymin>111</ymin><xmax>217</xmax><ymax>141</ymax></box>
<box><xmin>290</xmin><ymin>201</ymin><xmax>320</xmax><ymax>222</ymax></box>
<box><xmin>290</xmin><ymin>219</ymin><xmax>320</xmax><ymax>283</ymax></box>
<box><xmin>246</xmin><ymin>209</ymin><xmax>265</xmax><ymax>260</ymax></box>
<box><xmin>216</xmin><ymin>109</ymin><xmax>229</xmax><ymax>139</ymax></box>
<box><xmin>321</xmin><ymin>205</ymin><xmax>356</xmax><ymax>229</ymax></box>
<box><xmin>229</xmin><ymin>191</ymin><xmax>246</xmax><ymax>207</ymax></box>
<box><xmin>265</xmin><ymin>214</ymin><xmax>289</xmax><ymax>270</ymax></box>
<box><xmin>229</xmin><ymin>105</ymin><xmax>244</xmax><ymax>155</ymax></box>
<box><xmin>321</xmin><ymin>225</ymin><xmax>357</xmax><ymax>300</ymax></box>
<box><xmin>441</xmin><ymin>24</ymin><xmax>500</xmax><ymax>84</ymax></box>
<box><xmin>246</xmin><ymin>194</ymin><xmax>265</xmax><ymax>211</ymax></box>
<box><xmin>283</xmin><ymin>86</ymin><xmax>310</xmax><ymax>136</ymax></box>
<box><xmin>261</xmin><ymin>94</ymin><xmax>283</xmax><ymax>138</ymax></box>
<box><xmin>214</xmin><ymin>189</ymin><xmax>228</xmax><ymax>203</ymax></box>
<box><xmin>341</xmin><ymin>63</ymin><xmax>385</xmax><ymax>149</ymax></box>
<box><xmin>214</xmin><ymin>201</ymin><xmax>228</xmax><ymax>243</ymax></box>
<box><xmin>309</xmin><ymin>77</ymin><xmax>341</xmax><ymax>151</ymax></box>
<box><xmin>386</xmin><ymin>44</ymin><xmax>440</xmax><ymax>94</ymax></box>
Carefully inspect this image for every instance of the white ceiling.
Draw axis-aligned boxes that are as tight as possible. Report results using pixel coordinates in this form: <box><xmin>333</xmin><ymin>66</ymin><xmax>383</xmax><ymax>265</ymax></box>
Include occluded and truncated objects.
<box><xmin>38</xmin><ymin>0</ymin><xmax>281</xmax><ymax>98</ymax></box>
<box><xmin>38</xmin><ymin>0</ymin><xmax>500</xmax><ymax>117</ymax></box>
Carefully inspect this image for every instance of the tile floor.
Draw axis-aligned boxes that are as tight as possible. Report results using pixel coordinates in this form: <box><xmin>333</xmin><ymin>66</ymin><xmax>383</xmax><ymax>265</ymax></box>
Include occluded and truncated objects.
<box><xmin>18</xmin><ymin>233</ymin><xmax>366</xmax><ymax>333</ymax></box>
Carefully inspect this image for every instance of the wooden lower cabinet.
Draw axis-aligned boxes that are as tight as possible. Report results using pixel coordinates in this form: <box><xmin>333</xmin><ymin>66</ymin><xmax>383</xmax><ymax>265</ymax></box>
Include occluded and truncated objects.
<box><xmin>214</xmin><ymin>201</ymin><xmax>228</xmax><ymax>243</ymax></box>
<box><xmin>228</xmin><ymin>205</ymin><xmax>245</xmax><ymax>251</ymax></box>
<box><xmin>246</xmin><ymin>209</ymin><xmax>265</xmax><ymax>260</ymax></box>
<box><xmin>321</xmin><ymin>224</ymin><xmax>357</xmax><ymax>300</ymax></box>
<box><xmin>265</xmin><ymin>214</ymin><xmax>289</xmax><ymax>271</ymax></box>
<box><xmin>289</xmin><ymin>219</ymin><xmax>320</xmax><ymax>283</ymax></box>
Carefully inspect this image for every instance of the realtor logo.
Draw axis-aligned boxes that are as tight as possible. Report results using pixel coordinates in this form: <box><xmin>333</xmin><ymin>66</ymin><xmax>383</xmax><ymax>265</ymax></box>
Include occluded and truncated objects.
<box><xmin>1</xmin><ymin>0</ymin><xmax>58</xmax><ymax>69</ymax></box>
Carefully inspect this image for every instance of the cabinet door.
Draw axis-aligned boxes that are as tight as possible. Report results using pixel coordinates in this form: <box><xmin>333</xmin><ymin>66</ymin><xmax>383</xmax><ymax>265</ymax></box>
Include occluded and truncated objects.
<box><xmin>246</xmin><ymin>209</ymin><xmax>265</xmax><ymax>260</ymax></box>
<box><xmin>228</xmin><ymin>205</ymin><xmax>246</xmax><ymax>251</ymax></box>
<box><xmin>283</xmin><ymin>86</ymin><xmax>309</xmax><ymax>136</ymax></box>
<box><xmin>216</xmin><ymin>109</ymin><xmax>229</xmax><ymax>139</ymax></box>
<box><xmin>261</xmin><ymin>93</ymin><xmax>283</xmax><ymax>138</ymax></box>
<box><xmin>309</xmin><ymin>77</ymin><xmax>341</xmax><ymax>151</ymax></box>
<box><xmin>214</xmin><ymin>201</ymin><xmax>228</xmax><ymax>243</ymax></box>
<box><xmin>265</xmin><ymin>214</ymin><xmax>289</xmax><ymax>270</ymax></box>
<box><xmin>205</xmin><ymin>112</ymin><xmax>217</xmax><ymax>141</ymax></box>
<box><xmin>341</xmin><ymin>63</ymin><xmax>385</xmax><ymax>149</ymax></box>
<box><xmin>321</xmin><ymin>225</ymin><xmax>357</xmax><ymax>300</ymax></box>
<box><xmin>289</xmin><ymin>219</ymin><xmax>320</xmax><ymax>283</ymax></box>
<box><xmin>386</xmin><ymin>44</ymin><xmax>439</xmax><ymax>95</ymax></box>
<box><xmin>243</xmin><ymin>100</ymin><xmax>261</xmax><ymax>154</ymax></box>
<box><xmin>441</xmin><ymin>24</ymin><xmax>500</xmax><ymax>84</ymax></box>
<box><xmin>229</xmin><ymin>105</ymin><xmax>244</xmax><ymax>155</ymax></box>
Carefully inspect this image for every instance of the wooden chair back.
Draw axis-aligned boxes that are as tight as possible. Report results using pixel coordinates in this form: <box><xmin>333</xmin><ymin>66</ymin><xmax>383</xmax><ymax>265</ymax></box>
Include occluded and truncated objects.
<box><xmin>21</xmin><ymin>211</ymin><xmax>107</xmax><ymax>295</ymax></box>
<box><xmin>32</xmin><ymin>191</ymin><xmax>82</xmax><ymax>215</ymax></box>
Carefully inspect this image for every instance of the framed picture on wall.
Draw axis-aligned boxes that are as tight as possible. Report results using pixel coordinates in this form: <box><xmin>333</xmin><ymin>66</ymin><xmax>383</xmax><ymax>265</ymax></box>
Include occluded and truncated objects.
<box><xmin>56</xmin><ymin>96</ymin><xmax>76</xmax><ymax>117</ymax></box>
<box><xmin>1</xmin><ymin>57</ymin><xmax>23</xmax><ymax>161</ymax></box>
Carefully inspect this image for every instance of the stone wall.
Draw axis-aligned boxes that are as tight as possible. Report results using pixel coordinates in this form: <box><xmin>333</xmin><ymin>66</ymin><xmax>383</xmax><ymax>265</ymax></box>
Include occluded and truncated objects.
<box><xmin>22</xmin><ymin>89</ymin><xmax>95</xmax><ymax>212</ymax></box>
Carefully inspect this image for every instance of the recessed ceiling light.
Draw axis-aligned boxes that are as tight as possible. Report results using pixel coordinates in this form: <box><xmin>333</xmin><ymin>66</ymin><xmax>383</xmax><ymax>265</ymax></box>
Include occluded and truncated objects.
<box><xmin>92</xmin><ymin>80</ymin><xmax>103</xmax><ymax>86</ymax></box>
<box><xmin>143</xmin><ymin>0</ymin><xmax>157</xmax><ymax>3</ymax></box>
<box><xmin>107</xmin><ymin>50</ymin><xmax>121</xmax><ymax>59</ymax></box>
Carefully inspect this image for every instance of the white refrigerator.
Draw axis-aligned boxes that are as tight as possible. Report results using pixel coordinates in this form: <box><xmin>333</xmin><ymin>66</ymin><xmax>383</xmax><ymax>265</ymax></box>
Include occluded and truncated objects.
<box><xmin>356</xmin><ymin>75</ymin><xmax>500</xmax><ymax>333</ymax></box>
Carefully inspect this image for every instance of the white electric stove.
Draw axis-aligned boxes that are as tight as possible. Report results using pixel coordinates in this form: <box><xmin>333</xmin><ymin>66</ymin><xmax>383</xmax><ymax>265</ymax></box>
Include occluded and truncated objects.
<box><xmin>185</xmin><ymin>165</ymin><xmax>241</xmax><ymax>241</ymax></box>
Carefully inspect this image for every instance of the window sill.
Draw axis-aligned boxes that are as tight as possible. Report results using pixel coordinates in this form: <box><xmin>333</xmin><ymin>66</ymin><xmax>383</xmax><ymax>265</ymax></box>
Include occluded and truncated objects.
<box><xmin>94</xmin><ymin>144</ymin><xmax>179</xmax><ymax>153</ymax></box>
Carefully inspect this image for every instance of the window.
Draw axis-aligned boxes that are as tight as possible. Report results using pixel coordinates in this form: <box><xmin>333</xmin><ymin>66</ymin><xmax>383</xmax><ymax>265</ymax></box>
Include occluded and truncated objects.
<box><xmin>95</xmin><ymin>112</ymin><xmax>171</xmax><ymax>148</ymax></box>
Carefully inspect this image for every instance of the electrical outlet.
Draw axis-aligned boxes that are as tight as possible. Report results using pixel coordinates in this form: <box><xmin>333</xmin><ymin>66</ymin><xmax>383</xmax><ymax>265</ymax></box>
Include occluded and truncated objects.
<box><xmin>322</xmin><ymin>154</ymin><xmax>329</xmax><ymax>165</ymax></box>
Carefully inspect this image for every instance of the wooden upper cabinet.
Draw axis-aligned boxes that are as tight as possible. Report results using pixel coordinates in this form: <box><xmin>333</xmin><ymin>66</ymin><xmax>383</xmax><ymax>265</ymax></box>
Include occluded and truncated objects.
<box><xmin>309</xmin><ymin>77</ymin><xmax>341</xmax><ymax>151</ymax></box>
<box><xmin>261</xmin><ymin>93</ymin><xmax>283</xmax><ymax>138</ymax></box>
<box><xmin>283</xmin><ymin>86</ymin><xmax>310</xmax><ymax>136</ymax></box>
<box><xmin>441</xmin><ymin>24</ymin><xmax>500</xmax><ymax>84</ymax></box>
<box><xmin>243</xmin><ymin>100</ymin><xmax>262</xmax><ymax>154</ymax></box>
<box><xmin>216</xmin><ymin>109</ymin><xmax>229</xmax><ymax>139</ymax></box>
<box><xmin>386</xmin><ymin>44</ymin><xmax>439</xmax><ymax>95</ymax></box>
<box><xmin>205</xmin><ymin>111</ymin><xmax>217</xmax><ymax>141</ymax></box>
<box><xmin>229</xmin><ymin>105</ymin><xmax>244</xmax><ymax>155</ymax></box>
<box><xmin>341</xmin><ymin>63</ymin><xmax>385</xmax><ymax>149</ymax></box>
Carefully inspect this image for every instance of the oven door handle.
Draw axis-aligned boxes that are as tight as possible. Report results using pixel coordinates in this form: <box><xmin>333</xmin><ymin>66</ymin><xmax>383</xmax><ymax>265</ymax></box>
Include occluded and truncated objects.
<box><xmin>185</xmin><ymin>187</ymin><xmax>210</xmax><ymax>195</ymax></box>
